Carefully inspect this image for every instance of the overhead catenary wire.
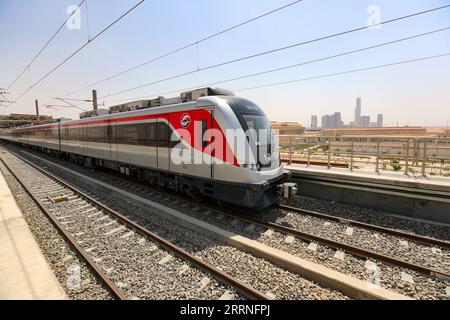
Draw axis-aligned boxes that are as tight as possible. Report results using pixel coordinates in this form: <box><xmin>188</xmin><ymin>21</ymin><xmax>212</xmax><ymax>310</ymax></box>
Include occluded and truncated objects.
<box><xmin>234</xmin><ymin>53</ymin><xmax>450</xmax><ymax>92</ymax></box>
<box><xmin>101</xmin><ymin>52</ymin><xmax>450</xmax><ymax>106</ymax></box>
<box><xmin>97</xmin><ymin>4</ymin><xmax>450</xmax><ymax>100</ymax></box>
<box><xmin>11</xmin><ymin>0</ymin><xmax>145</xmax><ymax>104</ymax></box>
<box><xmin>61</xmin><ymin>0</ymin><xmax>305</xmax><ymax>96</ymax></box>
<box><xmin>6</xmin><ymin>0</ymin><xmax>86</xmax><ymax>90</ymax></box>
<box><xmin>121</xmin><ymin>27</ymin><xmax>448</xmax><ymax>101</ymax></box>
<box><xmin>189</xmin><ymin>27</ymin><xmax>450</xmax><ymax>88</ymax></box>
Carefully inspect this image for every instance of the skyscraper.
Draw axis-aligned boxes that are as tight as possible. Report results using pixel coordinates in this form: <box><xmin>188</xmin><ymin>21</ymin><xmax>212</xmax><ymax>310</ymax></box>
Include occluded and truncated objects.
<box><xmin>321</xmin><ymin>115</ymin><xmax>331</xmax><ymax>129</ymax></box>
<box><xmin>311</xmin><ymin>115</ymin><xmax>318</xmax><ymax>129</ymax></box>
<box><xmin>361</xmin><ymin>116</ymin><xmax>370</xmax><ymax>128</ymax></box>
<box><xmin>333</xmin><ymin>112</ymin><xmax>344</xmax><ymax>128</ymax></box>
<box><xmin>355</xmin><ymin>97</ymin><xmax>362</xmax><ymax>126</ymax></box>
<box><xmin>321</xmin><ymin>113</ymin><xmax>343</xmax><ymax>129</ymax></box>
<box><xmin>377</xmin><ymin>114</ymin><xmax>384</xmax><ymax>128</ymax></box>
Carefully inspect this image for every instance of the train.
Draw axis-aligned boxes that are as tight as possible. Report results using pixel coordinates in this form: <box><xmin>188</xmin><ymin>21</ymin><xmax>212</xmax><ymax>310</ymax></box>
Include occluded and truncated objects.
<box><xmin>0</xmin><ymin>87</ymin><xmax>297</xmax><ymax>209</ymax></box>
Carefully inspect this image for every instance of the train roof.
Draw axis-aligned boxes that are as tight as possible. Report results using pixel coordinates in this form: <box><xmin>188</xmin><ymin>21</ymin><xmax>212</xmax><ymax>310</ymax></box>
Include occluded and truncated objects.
<box><xmin>11</xmin><ymin>95</ymin><xmax>234</xmax><ymax>130</ymax></box>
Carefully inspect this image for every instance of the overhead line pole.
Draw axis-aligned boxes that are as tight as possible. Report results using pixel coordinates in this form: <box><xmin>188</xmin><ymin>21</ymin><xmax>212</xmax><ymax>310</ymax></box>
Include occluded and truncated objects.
<box><xmin>92</xmin><ymin>90</ymin><xmax>98</xmax><ymax>111</ymax></box>
<box><xmin>35</xmin><ymin>99</ymin><xmax>40</xmax><ymax>123</ymax></box>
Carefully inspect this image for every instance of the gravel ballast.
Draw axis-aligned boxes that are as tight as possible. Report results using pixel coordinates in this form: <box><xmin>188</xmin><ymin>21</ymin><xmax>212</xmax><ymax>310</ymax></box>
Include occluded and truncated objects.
<box><xmin>0</xmin><ymin>146</ymin><xmax>348</xmax><ymax>300</ymax></box>
<box><xmin>13</xmin><ymin>147</ymin><xmax>448</xmax><ymax>300</ymax></box>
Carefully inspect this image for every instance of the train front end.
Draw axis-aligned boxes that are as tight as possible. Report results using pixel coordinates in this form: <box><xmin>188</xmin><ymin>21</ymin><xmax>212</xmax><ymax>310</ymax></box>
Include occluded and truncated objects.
<box><xmin>203</xmin><ymin>94</ymin><xmax>297</xmax><ymax>209</ymax></box>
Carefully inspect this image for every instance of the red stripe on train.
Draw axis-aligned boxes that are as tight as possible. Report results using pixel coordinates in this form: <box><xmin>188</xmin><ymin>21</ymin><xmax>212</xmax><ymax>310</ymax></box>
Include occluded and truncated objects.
<box><xmin>13</xmin><ymin>110</ymin><xmax>240</xmax><ymax>167</ymax></box>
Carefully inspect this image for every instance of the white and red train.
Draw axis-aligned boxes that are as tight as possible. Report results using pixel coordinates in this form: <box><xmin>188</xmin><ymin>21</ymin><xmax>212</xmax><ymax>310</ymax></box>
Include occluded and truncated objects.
<box><xmin>0</xmin><ymin>87</ymin><xmax>296</xmax><ymax>209</ymax></box>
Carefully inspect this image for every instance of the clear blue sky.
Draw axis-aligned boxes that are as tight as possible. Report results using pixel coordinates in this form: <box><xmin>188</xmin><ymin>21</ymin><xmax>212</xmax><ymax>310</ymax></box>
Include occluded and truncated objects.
<box><xmin>1</xmin><ymin>0</ymin><xmax>449</xmax><ymax>127</ymax></box>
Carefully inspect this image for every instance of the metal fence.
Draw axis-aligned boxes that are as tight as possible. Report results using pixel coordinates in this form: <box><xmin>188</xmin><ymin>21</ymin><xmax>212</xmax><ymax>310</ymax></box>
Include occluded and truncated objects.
<box><xmin>280</xmin><ymin>136</ymin><xmax>450</xmax><ymax>177</ymax></box>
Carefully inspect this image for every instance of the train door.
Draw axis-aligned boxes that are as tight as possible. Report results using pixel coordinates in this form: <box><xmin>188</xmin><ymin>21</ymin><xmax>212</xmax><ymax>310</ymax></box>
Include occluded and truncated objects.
<box><xmin>81</xmin><ymin>124</ymin><xmax>88</xmax><ymax>157</ymax></box>
<box><xmin>157</xmin><ymin>117</ymin><xmax>170</xmax><ymax>171</ymax></box>
<box><xmin>106</xmin><ymin>123</ymin><xmax>113</xmax><ymax>162</ymax></box>
<box><xmin>168</xmin><ymin>113</ymin><xmax>194</xmax><ymax>176</ymax></box>
<box><xmin>57</xmin><ymin>122</ymin><xmax>62</xmax><ymax>152</ymax></box>
<box><xmin>110</xmin><ymin>120</ymin><xmax>118</xmax><ymax>163</ymax></box>
<box><xmin>195</xmin><ymin>109</ymin><xmax>213</xmax><ymax>179</ymax></box>
<box><xmin>144</xmin><ymin>120</ymin><xmax>158</xmax><ymax>168</ymax></box>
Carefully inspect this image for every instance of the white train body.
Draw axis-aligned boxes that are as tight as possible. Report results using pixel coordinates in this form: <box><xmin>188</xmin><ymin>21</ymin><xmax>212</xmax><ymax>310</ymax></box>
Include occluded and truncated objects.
<box><xmin>0</xmin><ymin>88</ymin><xmax>293</xmax><ymax>209</ymax></box>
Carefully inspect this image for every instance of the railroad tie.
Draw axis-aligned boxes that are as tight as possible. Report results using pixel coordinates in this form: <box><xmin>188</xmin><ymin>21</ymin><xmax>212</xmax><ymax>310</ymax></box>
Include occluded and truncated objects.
<box><xmin>157</xmin><ymin>255</ymin><xmax>173</xmax><ymax>265</ymax></box>
<box><xmin>105</xmin><ymin>226</ymin><xmax>126</xmax><ymax>236</ymax></box>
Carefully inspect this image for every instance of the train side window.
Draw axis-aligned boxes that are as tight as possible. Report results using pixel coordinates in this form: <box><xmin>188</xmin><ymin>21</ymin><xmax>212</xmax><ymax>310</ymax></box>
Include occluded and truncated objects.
<box><xmin>124</xmin><ymin>125</ymin><xmax>137</xmax><ymax>144</ymax></box>
<box><xmin>116</xmin><ymin>124</ymin><xmax>137</xmax><ymax>144</ymax></box>
<box><xmin>87</xmin><ymin>126</ymin><xmax>106</xmax><ymax>142</ymax></box>
<box><xmin>69</xmin><ymin>127</ymin><xmax>79</xmax><ymax>141</ymax></box>
<box><xmin>106</xmin><ymin>125</ymin><xmax>112</xmax><ymax>142</ymax></box>
<box><xmin>158</xmin><ymin>123</ymin><xmax>169</xmax><ymax>147</ymax></box>
<box><xmin>146</xmin><ymin>123</ymin><xmax>157</xmax><ymax>146</ymax></box>
<box><xmin>136</xmin><ymin>123</ymin><xmax>147</xmax><ymax>145</ymax></box>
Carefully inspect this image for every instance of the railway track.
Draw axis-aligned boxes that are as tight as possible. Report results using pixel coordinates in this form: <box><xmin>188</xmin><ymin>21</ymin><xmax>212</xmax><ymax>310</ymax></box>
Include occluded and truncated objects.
<box><xmin>78</xmin><ymin>164</ymin><xmax>450</xmax><ymax>281</ymax></box>
<box><xmin>3</xmin><ymin>144</ymin><xmax>449</xmax><ymax>299</ymax></box>
<box><xmin>0</xmin><ymin>147</ymin><xmax>267</xmax><ymax>300</ymax></box>
<box><xmin>214</xmin><ymin>206</ymin><xmax>450</xmax><ymax>280</ymax></box>
<box><xmin>276</xmin><ymin>204</ymin><xmax>450</xmax><ymax>249</ymax></box>
<box><xmin>120</xmin><ymin>185</ymin><xmax>450</xmax><ymax>280</ymax></box>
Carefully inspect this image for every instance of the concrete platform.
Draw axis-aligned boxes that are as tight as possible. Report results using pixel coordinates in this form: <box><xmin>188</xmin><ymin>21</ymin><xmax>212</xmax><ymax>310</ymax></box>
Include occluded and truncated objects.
<box><xmin>286</xmin><ymin>164</ymin><xmax>450</xmax><ymax>192</ymax></box>
<box><xmin>0</xmin><ymin>170</ymin><xmax>67</xmax><ymax>300</ymax></box>
<box><xmin>286</xmin><ymin>164</ymin><xmax>450</xmax><ymax>224</ymax></box>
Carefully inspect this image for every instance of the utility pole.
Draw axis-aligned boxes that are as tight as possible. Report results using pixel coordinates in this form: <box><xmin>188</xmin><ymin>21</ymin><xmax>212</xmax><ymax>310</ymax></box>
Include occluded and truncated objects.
<box><xmin>92</xmin><ymin>90</ymin><xmax>98</xmax><ymax>111</ymax></box>
<box><xmin>35</xmin><ymin>99</ymin><xmax>40</xmax><ymax>123</ymax></box>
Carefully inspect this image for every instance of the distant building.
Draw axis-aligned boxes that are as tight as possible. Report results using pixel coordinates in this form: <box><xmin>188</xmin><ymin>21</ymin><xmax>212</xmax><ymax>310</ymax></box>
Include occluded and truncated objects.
<box><xmin>360</xmin><ymin>116</ymin><xmax>370</xmax><ymax>128</ymax></box>
<box><xmin>0</xmin><ymin>113</ymin><xmax>53</xmax><ymax>128</ymax></box>
<box><xmin>321</xmin><ymin>127</ymin><xmax>428</xmax><ymax>137</ymax></box>
<box><xmin>271</xmin><ymin>122</ymin><xmax>305</xmax><ymax>135</ymax></box>
<box><xmin>335</xmin><ymin>112</ymin><xmax>344</xmax><ymax>128</ymax></box>
<box><xmin>322</xmin><ymin>112</ymin><xmax>343</xmax><ymax>129</ymax></box>
<box><xmin>377</xmin><ymin>114</ymin><xmax>384</xmax><ymax>128</ymax></box>
<box><xmin>354</xmin><ymin>97</ymin><xmax>362</xmax><ymax>126</ymax></box>
<box><xmin>311</xmin><ymin>115</ymin><xmax>318</xmax><ymax>129</ymax></box>
<box><xmin>271</xmin><ymin>121</ymin><xmax>305</xmax><ymax>146</ymax></box>
<box><xmin>321</xmin><ymin>115</ymin><xmax>330</xmax><ymax>129</ymax></box>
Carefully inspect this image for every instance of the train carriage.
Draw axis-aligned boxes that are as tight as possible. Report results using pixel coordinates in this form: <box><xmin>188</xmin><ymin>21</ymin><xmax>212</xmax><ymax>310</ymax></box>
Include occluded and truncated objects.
<box><xmin>0</xmin><ymin>87</ymin><xmax>295</xmax><ymax>209</ymax></box>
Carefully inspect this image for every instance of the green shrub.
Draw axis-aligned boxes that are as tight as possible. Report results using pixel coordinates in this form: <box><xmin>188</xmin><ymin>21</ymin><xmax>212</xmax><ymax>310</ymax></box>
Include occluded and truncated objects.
<box><xmin>390</xmin><ymin>160</ymin><xmax>402</xmax><ymax>171</ymax></box>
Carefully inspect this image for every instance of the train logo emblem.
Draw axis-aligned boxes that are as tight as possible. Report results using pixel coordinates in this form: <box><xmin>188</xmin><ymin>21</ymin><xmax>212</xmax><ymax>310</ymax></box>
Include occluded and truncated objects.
<box><xmin>180</xmin><ymin>113</ymin><xmax>191</xmax><ymax>128</ymax></box>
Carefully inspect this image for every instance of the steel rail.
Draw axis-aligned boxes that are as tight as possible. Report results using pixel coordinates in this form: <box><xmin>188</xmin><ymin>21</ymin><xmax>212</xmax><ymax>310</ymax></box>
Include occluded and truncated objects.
<box><xmin>73</xmin><ymin>166</ymin><xmax>450</xmax><ymax>281</ymax></box>
<box><xmin>0</xmin><ymin>156</ymin><xmax>126</xmax><ymax>300</ymax></box>
<box><xmin>277</xmin><ymin>204</ymin><xmax>450</xmax><ymax>249</ymax></box>
<box><xmin>210</xmin><ymin>208</ymin><xmax>450</xmax><ymax>281</ymax></box>
<box><xmin>2</xmin><ymin>147</ymin><xmax>268</xmax><ymax>300</ymax></box>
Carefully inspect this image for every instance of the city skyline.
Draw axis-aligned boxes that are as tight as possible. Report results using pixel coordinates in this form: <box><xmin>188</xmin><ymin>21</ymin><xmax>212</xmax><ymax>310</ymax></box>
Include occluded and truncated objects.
<box><xmin>318</xmin><ymin>97</ymin><xmax>384</xmax><ymax>129</ymax></box>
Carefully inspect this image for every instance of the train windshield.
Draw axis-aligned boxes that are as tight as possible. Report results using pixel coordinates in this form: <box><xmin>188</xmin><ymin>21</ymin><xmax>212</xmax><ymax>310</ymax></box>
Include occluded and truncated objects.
<box><xmin>242</xmin><ymin>114</ymin><xmax>271</xmax><ymax>147</ymax></box>
<box><xmin>224</xmin><ymin>97</ymin><xmax>273</xmax><ymax>167</ymax></box>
